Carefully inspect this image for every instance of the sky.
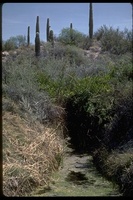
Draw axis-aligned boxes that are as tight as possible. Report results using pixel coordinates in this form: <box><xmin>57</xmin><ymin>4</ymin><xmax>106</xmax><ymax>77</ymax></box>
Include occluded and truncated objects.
<box><xmin>2</xmin><ymin>3</ymin><xmax>132</xmax><ymax>44</ymax></box>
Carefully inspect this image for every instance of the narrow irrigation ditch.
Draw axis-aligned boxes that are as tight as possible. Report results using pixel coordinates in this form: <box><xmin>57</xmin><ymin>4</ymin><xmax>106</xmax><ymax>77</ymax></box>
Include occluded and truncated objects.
<box><xmin>32</xmin><ymin>146</ymin><xmax>120</xmax><ymax>196</ymax></box>
<box><xmin>32</xmin><ymin>95</ymin><xmax>124</xmax><ymax>196</ymax></box>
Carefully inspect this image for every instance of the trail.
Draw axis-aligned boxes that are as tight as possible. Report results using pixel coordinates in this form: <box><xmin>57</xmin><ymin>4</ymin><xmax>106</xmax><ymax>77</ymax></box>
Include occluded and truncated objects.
<box><xmin>32</xmin><ymin>146</ymin><xmax>121</xmax><ymax>197</ymax></box>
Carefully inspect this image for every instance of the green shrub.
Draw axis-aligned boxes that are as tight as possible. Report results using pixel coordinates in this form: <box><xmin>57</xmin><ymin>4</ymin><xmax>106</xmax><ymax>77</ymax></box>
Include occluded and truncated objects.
<box><xmin>3</xmin><ymin>39</ymin><xmax>16</xmax><ymax>51</ymax></box>
<box><xmin>58</xmin><ymin>28</ymin><xmax>87</xmax><ymax>48</ymax></box>
<box><xmin>2</xmin><ymin>35</ymin><xmax>26</xmax><ymax>51</ymax></box>
<box><xmin>41</xmin><ymin>43</ymin><xmax>86</xmax><ymax>68</ymax></box>
<box><xmin>94</xmin><ymin>25</ymin><xmax>132</xmax><ymax>54</ymax></box>
<box><xmin>64</xmin><ymin>45</ymin><xmax>86</xmax><ymax>66</ymax></box>
<box><xmin>37</xmin><ymin>70</ymin><xmax>115</xmax><ymax>123</ymax></box>
<box><xmin>2</xmin><ymin>51</ymin><xmax>62</xmax><ymax>124</ymax></box>
<box><xmin>36</xmin><ymin>54</ymin><xmax>132</xmax><ymax>153</ymax></box>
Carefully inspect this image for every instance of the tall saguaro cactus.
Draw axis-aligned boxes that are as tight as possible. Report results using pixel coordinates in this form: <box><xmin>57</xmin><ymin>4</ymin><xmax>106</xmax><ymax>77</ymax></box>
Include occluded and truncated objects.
<box><xmin>36</xmin><ymin>16</ymin><xmax>40</xmax><ymax>33</ymax></box>
<box><xmin>89</xmin><ymin>3</ymin><xmax>93</xmax><ymax>39</ymax></box>
<box><xmin>70</xmin><ymin>22</ymin><xmax>73</xmax><ymax>44</ymax></box>
<box><xmin>70</xmin><ymin>23</ymin><xmax>73</xmax><ymax>29</ymax></box>
<box><xmin>46</xmin><ymin>18</ymin><xmax>50</xmax><ymax>42</ymax></box>
<box><xmin>27</xmin><ymin>26</ymin><xmax>30</xmax><ymax>46</ymax></box>
<box><xmin>35</xmin><ymin>16</ymin><xmax>40</xmax><ymax>56</ymax></box>
<box><xmin>49</xmin><ymin>29</ymin><xmax>54</xmax><ymax>47</ymax></box>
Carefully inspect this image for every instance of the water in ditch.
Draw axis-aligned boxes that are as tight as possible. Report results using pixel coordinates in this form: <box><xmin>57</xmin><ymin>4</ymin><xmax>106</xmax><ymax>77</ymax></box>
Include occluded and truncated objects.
<box><xmin>32</xmin><ymin>145</ymin><xmax>121</xmax><ymax>197</ymax></box>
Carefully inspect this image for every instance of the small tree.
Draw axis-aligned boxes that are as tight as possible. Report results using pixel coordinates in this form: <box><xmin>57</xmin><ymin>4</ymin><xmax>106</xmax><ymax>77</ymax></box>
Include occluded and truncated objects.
<box><xmin>16</xmin><ymin>35</ymin><xmax>26</xmax><ymax>47</ymax></box>
<box><xmin>2</xmin><ymin>35</ymin><xmax>26</xmax><ymax>51</ymax></box>
<box><xmin>58</xmin><ymin>28</ymin><xmax>86</xmax><ymax>47</ymax></box>
<box><xmin>27</xmin><ymin>26</ymin><xmax>30</xmax><ymax>46</ymax></box>
<box><xmin>89</xmin><ymin>3</ymin><xmax>93</xmax><ymax>39</ymax></box>
<box><xmin>35</xmin><ymin>16</ymin><xmax>40</xmax><ymax>56</ymax></box>
<box><xmin>3</xmin><ymin>39</ymin><xmax>16</xmax><ymax>51</ymax></box>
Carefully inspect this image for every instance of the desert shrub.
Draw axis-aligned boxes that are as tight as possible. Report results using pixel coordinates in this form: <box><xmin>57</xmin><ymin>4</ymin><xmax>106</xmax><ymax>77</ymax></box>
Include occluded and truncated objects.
<box><xmin>93</xmin><ymin>146</ymin><xmax>133</xmax><ymax>194</ymax></box>
<box><xmin>63</xmin><ymin>74</ymin><xmax>116</xmax><ymax>151</ymax></box>
<box><xmin>103</xmin><ymin>96</ymin><xmax>133</xmax><ymax>151</ymax></box>
<box><xmin>105</xmin><ymin>150</ymin><xmax>133</xmax><ymax>196</ymax></box>
<box><xmin>48</xmin><ymin>42</ymin><xmax>66</xmax><ymax>59</ymax></box>
<box><xmin>37</xmin><ymin>71</ymin><xmax>116</xmax><ymax>151</ymax></box>
<box><xmin>53</xmin><ymin>44</ymin><xmax>86</xmax><ymax>66</ymax></box>
<box><xmin>37</xmin><ymin>57</ymin><xmax>132</xmax><ymax>122</ymax></box>
<box><xmin>39</xmin><ymin>42</ymin><xmax>87</xmax><ymax>70</ymax></box>
<box><xmin>36</xmin><ymin>45</ymin><xmax>88</xmax><ymax>83</ymax></box>
<box><xmin>116</xmin><ymin>61</ymin><xmax>133</xmax><ymax>81</ymax></box>
<box><xmin>57</xmin><ymin>28</ymin><xmax>87</xmax><ymax>48</ymax></box>
<box><xmin>81</xmin><ymin>36</ymin><xmax>93</xmax><ymax>50</ymax></box>
<box><xmin>2</xmin><ymin>35</ymin><xmax>26</xmax><ymax>51</ymax></box>
<box><xmin>2</xmin><ymin>52</ymin><xmax>64</xmax><ymax>124</ymax></box>
<box><xmin>94</xmin><ymin>25</ymin><xmax>132</xmax><ymax>54</ymax></box>
<box><xmin>66</xmin><ymin>74</ymin><xmax>115</xmax><ymax>121</ymax></box>
<box><xmin>64</xmin><ymin>45</ymin><xmax>86</xmax><ymax>66</ymax></box>
<box><xmin>36</xmin><ymin>70</ymin><xmax>74</xmax><ymax>103</ymax></box>
<box><xmin>92</xmin><ymin>92</ymin><xmax>133</xmax><ymax>195</ymax></box>
<box><xmin>2</xmin><ymin>39</ymin><xmax>16</xmax><ymax>51</ymax></box>
<box><xmin>39</xmin><ymin>58</ymin><xmax>132</xmax><ymax>152</ymax></box>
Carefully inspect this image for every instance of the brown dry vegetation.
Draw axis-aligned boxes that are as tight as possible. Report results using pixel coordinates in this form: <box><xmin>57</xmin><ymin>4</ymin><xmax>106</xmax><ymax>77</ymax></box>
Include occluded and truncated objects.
<box><xmin>93</xmin><ymin>145</ymin><xmax>133</xmax><ymax>196</ymax></box>
<box><xmin>3</xmin><ymin>99</ymin><xmax>64</xmax><ymax>196</ymax></box>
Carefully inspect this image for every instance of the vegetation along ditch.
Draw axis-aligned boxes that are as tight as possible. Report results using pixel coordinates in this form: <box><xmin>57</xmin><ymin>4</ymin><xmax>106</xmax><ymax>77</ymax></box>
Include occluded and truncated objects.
<box><xmin>2</xmin><ymin>11</ymin><xmax>133</xmax><ymax>196</ymax></box>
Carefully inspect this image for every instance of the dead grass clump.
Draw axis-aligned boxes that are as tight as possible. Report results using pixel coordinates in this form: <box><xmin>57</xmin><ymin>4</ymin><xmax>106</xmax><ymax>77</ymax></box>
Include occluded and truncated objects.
<box><xmin>105</xmin><ymin>151</ymin><xmax>133</xmax><ymax>179</ymax></box>
<box><xmin>3</xmin><ymin>112</ymin><xmax>64</xmax><ymax>196</ymax></box>
<box><xmin>92</xmin><ymin>146</ymin><xmax>133</xmax><ymax>196</ymax></box>
<box><xmin>105</xmin><ymin>151</ymin><xmax>133</xmax><ymax>195</ymax></box>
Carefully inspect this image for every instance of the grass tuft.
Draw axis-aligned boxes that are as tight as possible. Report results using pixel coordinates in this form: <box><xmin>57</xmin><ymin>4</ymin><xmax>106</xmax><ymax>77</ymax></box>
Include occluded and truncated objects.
<box><xmin>3</xmin><ymin>111</ymin><xmax>64</xmax><ymax>196</ymax></box>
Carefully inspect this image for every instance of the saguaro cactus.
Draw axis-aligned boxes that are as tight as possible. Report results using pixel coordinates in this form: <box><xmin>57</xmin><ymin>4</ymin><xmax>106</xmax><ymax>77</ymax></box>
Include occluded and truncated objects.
<box><xmin>36</xmin><ymin>16</ymin><xmax>40</xmax><ymax>33</ymax></box>
<box><xmin>35</xmin><ymin>16</ymin><xmax>40</xmax><ymax>56</ymax></box>
<box><xmin>49</xmin><ymin>29</ymin><xmax>54</xmax><ymax>47</ymax></box>
<box><xmin>27</xmin><ymin>26</ymin><xmax>30</xmax><ymax>46</ymax></box>
<box><xmin>70</xmin><ymin>22</ymin><xmax>73</xmax><ymax>44</ymax></box>
<box><xmin>46</xmin><ymin>18</ymin><xmax>50</xmax><ymax>42</ymax></box>
<box><xmin>89</xmin><ymin>3</ymin><xmax>93</xmax><ymax>39</ymax></box>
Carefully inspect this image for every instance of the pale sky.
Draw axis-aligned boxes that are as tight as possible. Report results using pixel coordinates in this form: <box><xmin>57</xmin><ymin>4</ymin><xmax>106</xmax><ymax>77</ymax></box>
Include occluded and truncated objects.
<box><xmin>2</xmin><ymin>3</ymin><xmax>132</xmax><ymax>44</ymax></box>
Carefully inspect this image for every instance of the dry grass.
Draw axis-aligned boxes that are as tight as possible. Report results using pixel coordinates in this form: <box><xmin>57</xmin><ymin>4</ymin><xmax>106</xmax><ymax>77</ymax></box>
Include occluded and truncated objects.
<box><xmin>105</xmin><ymin>150</ymin><xmax>133</xmax><ymax>179</ymax></box>
<box><xmin>93</xmin><ymin>146</ymin><xmax>133</xmax><ymax>195</ymax></box>
<box><xmin>3</xmin><ymin>111</ymin><xmax>64</xmax><ymax>196</ymax></box>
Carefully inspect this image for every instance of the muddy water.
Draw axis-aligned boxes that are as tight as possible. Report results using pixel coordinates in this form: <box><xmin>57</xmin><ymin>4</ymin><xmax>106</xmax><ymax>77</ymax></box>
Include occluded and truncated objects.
<box><xmin>32</xmin><ymin>145</ymin><xmax>121</xmax><ymax>197</ymax></box>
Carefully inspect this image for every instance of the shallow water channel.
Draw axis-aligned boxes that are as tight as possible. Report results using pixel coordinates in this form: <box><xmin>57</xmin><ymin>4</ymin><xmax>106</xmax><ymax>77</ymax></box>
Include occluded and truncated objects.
<box><xmin>32</xmin><ymin>146</ymin><xmax>121</xmax><ymax>197</ymax></box>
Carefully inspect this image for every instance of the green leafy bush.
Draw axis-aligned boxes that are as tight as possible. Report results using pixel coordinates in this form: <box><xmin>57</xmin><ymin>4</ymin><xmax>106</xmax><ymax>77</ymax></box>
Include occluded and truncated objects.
<box><xmin>94</xmin><ymin>25</ymin><xmax>132</xmax><ymax>54</ymax></box>
<box><xmin>37</xmin><ymin>69</ymin><xmax>115</xmax><ymax>124</ymax></box>
<box><xmin>2</xmin><ymin>35</ymin><xmax>26</xmax><ymax>51</ymax></box>
<box><xmin>57</xmin><ymin>28</ymin><xmax>89</xmax><ymax>48</ymax></box>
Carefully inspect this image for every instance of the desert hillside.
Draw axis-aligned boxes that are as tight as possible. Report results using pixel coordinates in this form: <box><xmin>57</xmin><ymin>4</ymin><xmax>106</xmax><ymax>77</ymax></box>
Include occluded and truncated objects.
<box><xmin>2</xmin><ymin>26</ymin><xmax>133</xmax><ymax>196</ymax></box>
